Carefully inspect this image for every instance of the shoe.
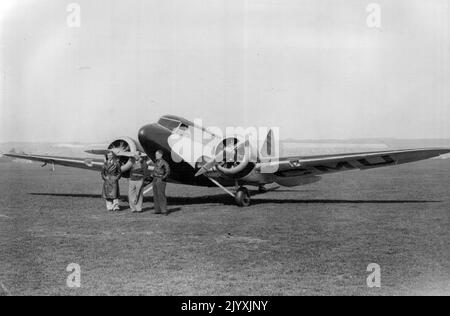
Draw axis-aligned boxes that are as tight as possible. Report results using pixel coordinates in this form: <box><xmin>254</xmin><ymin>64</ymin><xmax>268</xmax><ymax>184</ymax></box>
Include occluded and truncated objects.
<box><xmin>154</xmin><ymin>212</ymin><xmax>162</xmax><ymax>214</ymax></box>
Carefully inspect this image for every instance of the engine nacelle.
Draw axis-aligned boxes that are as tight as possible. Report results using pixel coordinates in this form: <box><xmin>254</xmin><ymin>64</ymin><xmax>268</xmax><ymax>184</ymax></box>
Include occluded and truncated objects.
<box><xmin>107</xmin><ymin>137</ymin><xmax>142</xmax><ymax>176</ymax></box>
<box><xmin>213</xmin><ymin>137</ymin><xmax>256</xmax><ymax>179</ymax></box>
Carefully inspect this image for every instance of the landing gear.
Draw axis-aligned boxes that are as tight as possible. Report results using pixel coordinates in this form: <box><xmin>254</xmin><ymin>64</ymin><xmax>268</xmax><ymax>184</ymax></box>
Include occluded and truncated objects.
<box><xmin>235</xmin><ymin>187</ymin><xmax>251</xmax><ymax>207</ymax></box>
<box><xmin>205</xmin><ymin>177</ymin><xmax>252</xmax><ymax>207</ymax></box>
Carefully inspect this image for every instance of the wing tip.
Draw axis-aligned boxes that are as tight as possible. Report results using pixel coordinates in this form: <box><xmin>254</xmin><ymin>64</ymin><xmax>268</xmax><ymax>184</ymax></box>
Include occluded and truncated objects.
<box><xmin>438</xmin><ymin>148</ymin><xmax>450</xmax><ymax>156</ymax></box>
<box><xmin>426</xmin><ymin>148</ymin><xmax>450</xmax><ymax>155</ymax></box>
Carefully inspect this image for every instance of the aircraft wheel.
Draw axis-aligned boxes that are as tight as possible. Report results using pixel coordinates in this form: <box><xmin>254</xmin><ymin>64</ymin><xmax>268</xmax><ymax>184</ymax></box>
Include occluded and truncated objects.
<box><xmin>235</xmin><ymin>187</ymin><xmax>251</xmax><ymax>207</ymax></box>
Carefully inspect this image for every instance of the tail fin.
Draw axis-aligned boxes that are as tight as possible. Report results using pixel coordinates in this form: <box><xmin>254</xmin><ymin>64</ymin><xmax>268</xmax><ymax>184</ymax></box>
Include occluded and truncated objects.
<box><xmin>260</xmin><ymin>129</ymin><xmax>274</xmax><ymax>158</ymax></box>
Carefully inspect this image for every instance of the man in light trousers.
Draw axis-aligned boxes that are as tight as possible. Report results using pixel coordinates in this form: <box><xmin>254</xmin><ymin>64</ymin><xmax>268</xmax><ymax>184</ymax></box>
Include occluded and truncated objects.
<box><xmin>128</xmin><ymin>153</ymin><xmax>147</xmax><ymax>213</ymax></box>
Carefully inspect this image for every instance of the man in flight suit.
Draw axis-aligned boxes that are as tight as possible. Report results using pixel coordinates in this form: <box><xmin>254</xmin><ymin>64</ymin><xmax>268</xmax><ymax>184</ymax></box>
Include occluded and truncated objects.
<box><xmin>151</xmin><ymin>150</ymin><xmax>170</xmax><ymax>215</ymax></box>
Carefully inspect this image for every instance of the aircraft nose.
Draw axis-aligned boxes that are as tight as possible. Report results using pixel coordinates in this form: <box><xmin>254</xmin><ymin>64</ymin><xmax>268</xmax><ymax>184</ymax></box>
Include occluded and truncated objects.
<box><xmin>138</xmin><ymin>124</ymin><xmax>152</xmax><ymax>145</ymax></box>
<box><xmin>138</xmin><ymin>123</ymin><xmax>169</xmax><ymax>156</ymax></box>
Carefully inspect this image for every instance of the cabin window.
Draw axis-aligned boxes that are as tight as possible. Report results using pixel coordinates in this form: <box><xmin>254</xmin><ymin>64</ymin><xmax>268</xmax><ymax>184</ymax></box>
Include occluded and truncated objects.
<box><xmin>158</xmin><ymin>117</ymin><xmax>181</xmax><ymax>131</ymax></box>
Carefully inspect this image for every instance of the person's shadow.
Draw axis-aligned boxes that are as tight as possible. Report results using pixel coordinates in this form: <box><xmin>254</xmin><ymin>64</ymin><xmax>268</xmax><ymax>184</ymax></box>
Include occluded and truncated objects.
<box><xmin>115</xmin><ymin>197</ymin><xmax>182</xmax><ymax>214</ymax></box>
<box><xmin>139</xmin><ymin>205</ymin><xmax>182</xmax><ymax>214</ymax></box>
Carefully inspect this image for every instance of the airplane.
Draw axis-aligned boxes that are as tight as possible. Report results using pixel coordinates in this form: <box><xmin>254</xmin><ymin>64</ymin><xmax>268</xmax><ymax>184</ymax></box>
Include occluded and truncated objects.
<box><xmin>4</xmin><ymin>115</ymin><xmax>450</xmax><ymax>207</ymax></box>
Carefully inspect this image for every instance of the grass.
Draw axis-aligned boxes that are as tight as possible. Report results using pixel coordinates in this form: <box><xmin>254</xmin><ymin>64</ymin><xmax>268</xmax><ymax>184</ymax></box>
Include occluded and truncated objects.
<box><xmin>0</xmin><ymin>160</ymin><xmax>449</xmax><ymax>295</ymax></box>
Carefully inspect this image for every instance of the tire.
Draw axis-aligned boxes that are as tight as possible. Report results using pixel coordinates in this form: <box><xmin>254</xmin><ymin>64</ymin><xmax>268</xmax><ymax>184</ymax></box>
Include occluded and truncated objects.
<box><xmin>235</xmin><ymin>187</ymin><xmax>251</xmax><ymax>207</ymax></box>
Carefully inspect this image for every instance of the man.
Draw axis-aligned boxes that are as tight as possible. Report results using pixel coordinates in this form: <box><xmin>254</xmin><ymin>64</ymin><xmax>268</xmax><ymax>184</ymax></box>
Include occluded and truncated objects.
<box><xmin>101</xmin><ymin>151</ymin><xmax>121</xmax><ymax>212</ymax></box>
<box><xmin>128</xmin><ymin>153</ymin><xmax>148</xmax><ymax>213</ymax></box>
<box><xmin>151</xmin><ymin>150</ymin><xmax>170</xmax><ymax>215</ymax></box>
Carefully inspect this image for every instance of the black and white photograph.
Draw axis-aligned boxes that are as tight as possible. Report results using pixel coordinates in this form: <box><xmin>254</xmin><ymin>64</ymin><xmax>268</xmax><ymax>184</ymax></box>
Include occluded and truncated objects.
<box><xmin>0</xmin><ymin>0</ymin><xmax>449</xmax><ymax>300</ymax></box>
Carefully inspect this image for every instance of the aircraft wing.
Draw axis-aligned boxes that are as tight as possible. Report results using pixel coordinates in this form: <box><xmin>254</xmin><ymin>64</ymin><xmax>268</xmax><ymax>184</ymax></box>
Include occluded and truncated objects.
<box><xmin>257</xmin><ymin>148</ymin><xmax>450</xmax><ymax>177</ymax></box>
<box><xmin>3</xmin><ymin>153</ymin><xmax>105</xmax><ymax>171</ymax></box>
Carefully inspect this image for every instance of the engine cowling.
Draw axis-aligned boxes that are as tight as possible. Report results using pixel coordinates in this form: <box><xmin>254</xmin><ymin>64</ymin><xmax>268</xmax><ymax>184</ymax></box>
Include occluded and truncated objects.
<box><xmin>107</xmin><ymin>137</ymin><xmax>141</xmax><ymax>175</ymax></box>
<box><xmin>213</xmin><ymin>137</ymin><xmax>255</xmax><ymax>178</ymax></box>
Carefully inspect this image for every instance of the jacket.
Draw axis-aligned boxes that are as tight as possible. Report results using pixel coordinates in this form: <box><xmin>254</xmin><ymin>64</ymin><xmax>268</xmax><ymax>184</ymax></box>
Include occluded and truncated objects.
<box><xmin>152</xmin><ymin>158</ymin><xmax>170</xmax><ymax>181</ymax></box>
<box><xmin>129</xmin><ymin>160</ymin><xmax>149</xmax><ymax>181</ymax></box>
<box><xmin>101</xmin><ymin>159</ymin><xmax>121</xmax><ymax>199</ymax></box>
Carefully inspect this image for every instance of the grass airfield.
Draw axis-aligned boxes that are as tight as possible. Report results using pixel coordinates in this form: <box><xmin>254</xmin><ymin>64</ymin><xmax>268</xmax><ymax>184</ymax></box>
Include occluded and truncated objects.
<box><xmin>0</xmin><ymin>160</ymin><xmax>449</xmax><ymax>295</ymax></box>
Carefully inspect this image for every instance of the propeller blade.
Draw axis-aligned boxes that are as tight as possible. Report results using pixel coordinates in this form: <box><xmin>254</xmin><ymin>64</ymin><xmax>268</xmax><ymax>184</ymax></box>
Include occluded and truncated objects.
<box><xmin>85</xmin><ymin>149</ymin><xmax>109</xmax><ymax>155</ymax></box>
<box><xmin>115</xmin><ymin>151</ymin><xmax>141</xmax><ymax>158</ymax></box>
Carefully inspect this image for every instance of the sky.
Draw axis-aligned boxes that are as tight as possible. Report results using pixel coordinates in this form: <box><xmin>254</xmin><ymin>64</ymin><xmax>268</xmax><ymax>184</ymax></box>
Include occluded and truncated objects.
<box><xmin>0</xmin><ymin>0</ymin><xmax>449</xmax><ymax>142</ymax></box>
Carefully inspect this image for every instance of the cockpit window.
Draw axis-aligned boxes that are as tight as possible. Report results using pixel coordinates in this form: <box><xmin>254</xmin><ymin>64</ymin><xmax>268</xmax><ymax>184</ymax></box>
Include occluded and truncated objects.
<box><xmin>178</xmin><ymin>124</ymin><xmax>189</xmax><ymax>131</ymax></box>
<box><xmin>158</xmin><ymin>117</ymin><xmax>181</xmax><ymax>131</ymax></box>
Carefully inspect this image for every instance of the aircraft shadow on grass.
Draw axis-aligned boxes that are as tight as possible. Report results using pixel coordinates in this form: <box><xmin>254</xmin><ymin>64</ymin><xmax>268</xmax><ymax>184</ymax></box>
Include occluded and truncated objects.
<box><xmin>29</xmin><ymin>192</ymin><xmax>441</xmax><ymax>206</ymax></box>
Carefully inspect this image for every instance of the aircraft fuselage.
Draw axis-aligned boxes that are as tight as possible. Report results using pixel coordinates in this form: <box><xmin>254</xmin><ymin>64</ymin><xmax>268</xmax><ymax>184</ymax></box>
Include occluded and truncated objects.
<box><xmin>138</xmin><ymin>123</ymin><xmax>216</xmax><ymax>187</ymax></box>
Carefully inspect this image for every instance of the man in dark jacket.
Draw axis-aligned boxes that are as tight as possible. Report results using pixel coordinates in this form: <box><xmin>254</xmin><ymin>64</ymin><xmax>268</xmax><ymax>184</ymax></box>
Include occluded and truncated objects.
<box><xmin>152</xmin><ymin>150</ymin><xmax>170</xmax><ymax>215</ymax></box>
